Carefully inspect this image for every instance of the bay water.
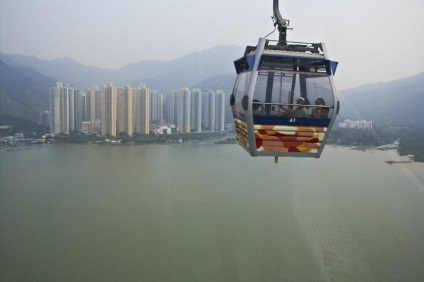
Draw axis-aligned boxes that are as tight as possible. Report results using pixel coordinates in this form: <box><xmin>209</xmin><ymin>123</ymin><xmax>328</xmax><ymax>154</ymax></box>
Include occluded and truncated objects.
<box><xmin>1</xmin><ymin>142</ymin><xmax>424</xmax><ymax>281</ymax></box>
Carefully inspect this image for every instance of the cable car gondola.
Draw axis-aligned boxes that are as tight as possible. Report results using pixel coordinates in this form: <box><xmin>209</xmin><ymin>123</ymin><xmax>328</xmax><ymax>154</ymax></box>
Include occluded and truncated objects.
<box><xmin>230</xmin><ymin>0</ymin><xmax>340</xmax><ymax>163</ymax></box>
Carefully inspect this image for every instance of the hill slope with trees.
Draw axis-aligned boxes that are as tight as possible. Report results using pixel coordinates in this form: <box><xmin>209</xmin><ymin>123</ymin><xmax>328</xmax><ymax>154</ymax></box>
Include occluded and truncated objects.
<box><xmin>0</xmin><ymin>60</ymin><xmax>55</xmax><ymax>132</ymax></box>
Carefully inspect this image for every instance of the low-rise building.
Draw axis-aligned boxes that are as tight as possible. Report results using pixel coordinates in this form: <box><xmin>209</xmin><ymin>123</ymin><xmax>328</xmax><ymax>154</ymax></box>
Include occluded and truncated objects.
<box><xmin>339</xmin><ymin>119</ymin><xmax>373</xmax><ymax>129</ymax></box>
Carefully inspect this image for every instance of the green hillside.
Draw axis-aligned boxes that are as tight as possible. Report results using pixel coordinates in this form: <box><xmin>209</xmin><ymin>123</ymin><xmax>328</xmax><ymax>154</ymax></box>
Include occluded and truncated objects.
<box><xmin>338</xmin><ymin>72</ymin><xmax>424</xmax><ymax>124</ymax></box>
<box><xmin>334</xmin><ymin>72</ymin><xmax>424</xmax><ymax>161</ymax></box>
<box><xmin>0</xmin><ymin>60</ymin><xmax>54</xmax><ymax>131</ymax></box>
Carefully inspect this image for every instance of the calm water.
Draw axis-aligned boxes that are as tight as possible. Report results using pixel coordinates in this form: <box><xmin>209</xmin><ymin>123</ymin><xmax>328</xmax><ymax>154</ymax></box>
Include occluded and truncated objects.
<box><xmin>1</xmin><ymin>142</ymin><xmax>424</xmax><ymax>281</ymax></box>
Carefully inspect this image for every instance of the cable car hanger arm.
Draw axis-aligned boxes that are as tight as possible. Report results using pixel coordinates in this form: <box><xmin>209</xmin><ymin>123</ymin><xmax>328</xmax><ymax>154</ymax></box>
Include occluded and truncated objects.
<box><xmin>273</xmin><ymin>0</ymin><xmax>290</xmax><ymax>45</ymax></box>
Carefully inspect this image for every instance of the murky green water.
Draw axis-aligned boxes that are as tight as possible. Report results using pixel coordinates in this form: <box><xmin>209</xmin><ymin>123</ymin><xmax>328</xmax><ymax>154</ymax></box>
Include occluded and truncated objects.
<box><xmin>1</xmin><ymin>142</ymin><xmax>423</xmax><ymax>281</ymax></box>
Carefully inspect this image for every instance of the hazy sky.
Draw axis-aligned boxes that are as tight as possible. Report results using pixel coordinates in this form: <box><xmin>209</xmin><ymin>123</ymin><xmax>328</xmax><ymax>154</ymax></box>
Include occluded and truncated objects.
<box><xmin>1</xmin><ymin>0</ymin><xmax>423</xmax><ymax>90</ymax></box>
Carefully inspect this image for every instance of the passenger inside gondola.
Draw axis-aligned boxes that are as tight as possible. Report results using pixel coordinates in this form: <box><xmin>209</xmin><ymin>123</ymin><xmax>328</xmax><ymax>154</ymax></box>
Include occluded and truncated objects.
<box><xmin>320</xmin><ymin>107</ymin><xmax>329</xmax><ymax>118</ymax></box>
<box><xmin>310</xmin><ymin>97</ymin><xmax>325</xmax><ymax>117</ymax></box>
<box><xmin>252</xmin><ymin>99</ymin><xmax>264</xmax><ymax>115</ymax></box>
<box><xmin>279</xmin><ymin>97</ymin><xmax>308</xmax><ymax>117</ymax></box>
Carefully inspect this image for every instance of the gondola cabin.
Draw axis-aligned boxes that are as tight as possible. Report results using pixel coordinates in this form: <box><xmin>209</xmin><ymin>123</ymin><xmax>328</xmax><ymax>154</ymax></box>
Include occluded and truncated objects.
<box><xmin>230</xmin><ymin>38</ymin><xmax>339</xmax><ymax>160</ymax></box>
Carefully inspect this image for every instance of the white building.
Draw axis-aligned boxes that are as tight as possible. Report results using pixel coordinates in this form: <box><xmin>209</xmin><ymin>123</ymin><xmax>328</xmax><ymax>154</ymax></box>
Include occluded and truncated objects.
<box><xmin>215</xmin><ymin>90</ymin><xmax>226</xmax><ymax>132</ymax></box>
<box><xmin>50</xmin><ymin>82</ymin><xmax>76</xmax><ymax>134</ymax></box>
<box><xmin>339</xmin><ymin>119</ymin><xmax>373</xmax><ymax>129</ymax></box>
<box><xmin>202</xmin><ymin>89</ymin><xmax>226</xmax><ymax>132</ymax></box>
<box><xmin>81</xmin><ymin>121</ymin><xmax>92</xmax><ymax>134</ymax></box>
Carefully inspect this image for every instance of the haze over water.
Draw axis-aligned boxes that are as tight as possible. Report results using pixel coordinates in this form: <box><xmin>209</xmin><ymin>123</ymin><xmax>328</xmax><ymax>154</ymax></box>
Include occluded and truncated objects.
<box><xmin>1</xmin><ymin>142</ymin><xmax>424</xmax><ymax>281</ymax></box>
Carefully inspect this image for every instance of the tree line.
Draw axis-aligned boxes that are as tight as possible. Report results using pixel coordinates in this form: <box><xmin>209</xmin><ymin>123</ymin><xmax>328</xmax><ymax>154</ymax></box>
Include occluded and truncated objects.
<box><xmin>328</xmin><ymin>124</ymin><xmax>424</xmax><ymax>162</ymax></box>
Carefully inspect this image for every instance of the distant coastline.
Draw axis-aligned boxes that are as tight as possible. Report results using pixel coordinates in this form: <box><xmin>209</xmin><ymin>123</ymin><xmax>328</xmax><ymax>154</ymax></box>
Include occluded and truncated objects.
<box><xmin>1</xmin><ymin>134</ymin><xmax>422</xmax><ymax>164</ymax></box>
<box><xmin>214</xmin><ymin>137</ymin><xmax>238</xmax><ymax>144</ymax></box>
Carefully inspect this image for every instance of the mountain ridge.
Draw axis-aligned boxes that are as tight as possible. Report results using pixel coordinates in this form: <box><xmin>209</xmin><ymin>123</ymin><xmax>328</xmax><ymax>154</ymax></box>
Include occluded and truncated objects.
<box><xmin>337</xmin><ymin>71</ymin><xmax>424</xmax><ymax>123</ymax></box>
<box><xmin>1</xmin><ymin>44</ymin><xmax>244</xmax><ymax>91</ymax></box>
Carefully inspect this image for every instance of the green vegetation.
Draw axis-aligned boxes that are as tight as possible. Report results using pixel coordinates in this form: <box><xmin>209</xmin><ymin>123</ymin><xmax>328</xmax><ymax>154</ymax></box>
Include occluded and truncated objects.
<box><xmin>329</xmin><ymin>124</ymin><xmax>424</xmax><ymax>162</ymax></box>
<box><xmin>0</xmin><ymin>115</ymin><xmax>50</xmax><ymax>138</ymax></box>
<box><xmin>329</xmin><ymin>128</ymin><xmax>383</xmax><ymax>147</ymax></box>
<box><xmin>398</xmin><ymin>132</ymin><xmax>424</xmax><ymax>162</ymax></box>
<box><xmin>54</xmin><ymin>131</ymin><xmax>102</xmax><ymax>143</ymax></box>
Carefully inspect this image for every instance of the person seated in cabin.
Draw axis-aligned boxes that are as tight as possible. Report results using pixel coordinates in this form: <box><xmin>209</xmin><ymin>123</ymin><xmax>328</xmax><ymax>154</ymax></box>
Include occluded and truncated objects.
<box><xmin>320</xmin><ymin>107</ymin><xmax>330</xmax><ymax>118</ymax></box>
<box><xmin>252</xmin><ymin>99</ymin><xmax>264</xmax><ymax>115</ymax></box>
<box><xmin>279</xmin><ymin>97</ymin><xmax>308</xmax><ymax>117</ymax></box>
<box><xmin>310</xmin><ymin>97</ymin><xmax>325</xmax><ymax>117</ymax></box>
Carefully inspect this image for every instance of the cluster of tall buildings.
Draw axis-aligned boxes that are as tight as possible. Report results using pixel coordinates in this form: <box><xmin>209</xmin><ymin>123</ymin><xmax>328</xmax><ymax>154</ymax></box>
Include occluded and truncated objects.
<box><xmin>50</xmin><ymin>82</ymin><xmax>149</xmax><ymax>136</ymax></box>
<box><xmin>165</xmin><ymin>88</ymin><xmax>226</xmax><ymax>133</ymax></box>
<box><xmin>49</xmin><ymin>82</ymin><xmax>226</xmax><ymax>136</ymax></box>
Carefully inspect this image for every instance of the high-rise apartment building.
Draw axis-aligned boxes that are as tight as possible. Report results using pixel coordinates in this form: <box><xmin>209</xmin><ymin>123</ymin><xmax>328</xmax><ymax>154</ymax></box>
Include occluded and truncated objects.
<box><xmin>166</xmin><ymin>90</ymin><xmax>178</xmax><ymax>126</ymax></box>
<box><xmin>176</xmin><ymin>88</ymin><xmax>191</xmax><ymax>133</ymax></box>
<box><xmin>50</xmin><ymin>82</ymin><xmax>75</xmax><ymax>134</ymax></box>
<box><xmin>133</xmin><ymin>84</ymin><xmax>150</xmax><ymax>134</ymax></box>
<box><xmin>116</xmin><ymin>83</ymin><xmax>133</xmax><ymax>136</ymax></box>
<box><xmin>101</xmin><ymin>81</ymin><xmax>117</xmax><ymax>137</ymax></box>
<box><xmin>84</xmin><ymin>85</ymin><xmax>101</xmax><ymax>134</ymax></box>
<box><xmin>74</xmin><ymin>89</ymin><xmax>86</xmax><ymax>130</ymax></box>
<box><xmin>95</xmin><ymin>88</ymin><xmax>102</xmax><ymax>121</ymax></box>
<box><xmin>150</xmin><ymin>90</ymin><xmax>163</xmax><ymax>123</ymax></box>
<box><xmin>85</xmin><ymin>85</ymin><xmax>97</xmax><ymax>122</ymax></box>
<box><xmin>215</xmin><ymin>90</ymin><xmax>226</xmax><ymax>132</ymax></box>
<box><xmin>68</xmin><ymin>86</ymin><xmax>76</xmax><ymax>132</ymax></box>
<box><xmin>203</xmin><ymin>89</ymin><xmax>216</xmax><ymax>131</ymax></box>
<box><xmin>190</xmin><ymin>88</ymin><xmax>202</xmax><ymax>133</ymax></box>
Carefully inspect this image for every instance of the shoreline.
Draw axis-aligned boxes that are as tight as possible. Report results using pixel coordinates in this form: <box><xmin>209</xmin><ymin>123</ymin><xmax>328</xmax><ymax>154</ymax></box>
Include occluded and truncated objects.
<box><xmin>2</xmin><ymin>141</ymin><xmax>423</xmax><ymax>164</ymax></box>
<box><xmin>328</xmin><ymin>144</ymin><xmax>421</xmax><ymax>164</ymax></box>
